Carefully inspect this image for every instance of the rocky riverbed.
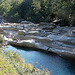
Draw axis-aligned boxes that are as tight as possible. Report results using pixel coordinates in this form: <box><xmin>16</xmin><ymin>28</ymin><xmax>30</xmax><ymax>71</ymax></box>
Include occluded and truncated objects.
<box><xmin>0</xmin><ymin>21</ymin><xmax>75</xmax><ymax>58</ymax></box>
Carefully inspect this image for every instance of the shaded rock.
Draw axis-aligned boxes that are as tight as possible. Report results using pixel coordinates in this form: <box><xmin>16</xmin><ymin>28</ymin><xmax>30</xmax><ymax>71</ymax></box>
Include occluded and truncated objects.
<box><xmin>1</xmin><ymin>26</ymin><xmax>18</xmax><ymax>31</ymax></box>
<box><xmin>18</xmin><ymin>19</ymin><xmax>24</xmax><ymax>23</ymax></box>
<box><xmin>21</xmin><ymin>21</ymin><xmax>33</xmax><ymax>24</ymax></box>
<box><xmin>53</xmin><ymin>19</ymin><xmax>63</xmax><ymax>23</ymax></box>
<box><xmin>53</xmin><ymin>19</ymin><xmax>67</xmax><ymax>26</ymax></box>
<box><xmin>18</xmin><ymin>30</ymin><xmax>26</xmax><ymax>35</ymax></box>
<box><xmin>40</xmin><ymin>23</ymin><xmax>56</xmax><ymax>31</ymax></box>
<box><xmin>42</xmin><ymin>26</ymin><xmax>55</xmax><ymax>30</ymax></box>
<box><xmin>52</xmin><ymin>26</ymin><xmax>71</xmax><ymax>35</ymax></box>
<box><xmin>39</xmin><ymin>22</ymin><xmax>49</xmax><ymax>25</ymax></box>
<box><xmin>69</xmin><ymin>27</ymin><xmax>75</xmax><ymax>37</ymax></box>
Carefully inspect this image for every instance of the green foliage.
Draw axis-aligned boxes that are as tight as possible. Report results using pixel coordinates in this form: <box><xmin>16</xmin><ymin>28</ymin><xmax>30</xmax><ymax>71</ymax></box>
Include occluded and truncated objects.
<box><xmin>0</xmin><ymin>55</ymin><xmax>18</xmax><ymax>75</ymax></box>
<box><xmin>0</xmin><ymin>48</ymin><xmax>50</xmax><ymax>75</ymax></box>
<box><xmin>51</xmin><ymin>0</ymin><xmax>75</xmax><ymax>26</ymax></box>
<box><xmin>0</xmin><ymin>0</ymin><xmax>75</xmax><ymax>26</ymax></box>
<box><xmin>0</xmin><ymin>34</ymin><xmax>4</xmax><ymax>47</ymax></box>
<box><xmin>4</xmin><ymin>50</ymin><xmax>50</xmax><ymax>75</ymax></box>
<box><xmin>0</xmin><ymin>34</ymin><xmax>3</xmax><ymax>43</ymax></box>
<box><xmin>0</xmin><ymin>0</ymin><xmax>23</xmax><ymax>22</ymax></box>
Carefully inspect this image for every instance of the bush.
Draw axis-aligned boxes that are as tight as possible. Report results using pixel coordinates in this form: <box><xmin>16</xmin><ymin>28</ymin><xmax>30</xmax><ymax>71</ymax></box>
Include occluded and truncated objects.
<box><xmin>0</xmin><ymin>34</ymin><xmax>4</xmax><ymax>47</ymax></box>
<box><xmin>0</xmin><ymin>34</ymin><xmax>4</xmax><ymax>43</ymax></box>
<box><xmin>4</xmin><ymin>50</ymin><xmax>50</xmax><ymax>75</ymax></box>
<box><xmin>0</xmin><ymin>51</ymin><xmax>18</xmax><ymax>75</ymax></box>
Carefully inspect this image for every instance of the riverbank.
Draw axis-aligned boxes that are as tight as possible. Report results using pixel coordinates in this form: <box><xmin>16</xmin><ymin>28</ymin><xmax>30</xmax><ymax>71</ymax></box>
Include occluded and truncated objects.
<box><xmin>0</xmin><ymin>47</ymin><xmax>50</xmax><ymax>75</ymax></box>
<box><xmin>0</xmin><ymin>21</ymin><xmax>75</xmax><ymax>58</ymax></box>
<box><xmin>0</xmin><ymin>34</ymin><xmax>50</xmax><ymax>75</ymax></box>
<box><xmin>4</xmin><ymin>45</ymin><xmax>75</xmax><ymax>75</ymax></box>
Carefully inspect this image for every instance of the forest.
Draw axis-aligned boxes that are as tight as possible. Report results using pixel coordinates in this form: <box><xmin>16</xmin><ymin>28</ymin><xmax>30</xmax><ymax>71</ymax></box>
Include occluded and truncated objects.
<box><xmin>0</xmin><ymin>0</ymin><xmax>75</xmax><ymax>26</ymax></box>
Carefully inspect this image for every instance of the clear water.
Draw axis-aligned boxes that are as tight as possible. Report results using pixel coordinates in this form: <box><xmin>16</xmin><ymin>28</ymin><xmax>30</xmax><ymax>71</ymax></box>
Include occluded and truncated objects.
<box><xmin>5</xmin><ymin>45</ymin><xmax>75</xmax><ymax>75</ymax></box>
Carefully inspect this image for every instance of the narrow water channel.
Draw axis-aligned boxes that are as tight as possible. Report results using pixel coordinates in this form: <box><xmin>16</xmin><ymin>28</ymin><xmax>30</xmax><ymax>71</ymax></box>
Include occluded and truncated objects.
<box><xmin>5</xmin><ymin>45</ymin><xmax>75</xmax><ymax>75</ymax></box>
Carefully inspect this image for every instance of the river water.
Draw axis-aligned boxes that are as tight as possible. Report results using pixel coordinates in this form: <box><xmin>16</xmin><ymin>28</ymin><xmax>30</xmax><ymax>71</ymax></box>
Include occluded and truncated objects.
<box><xmin>5</xmin><ymin>45</ymin><xmax>75</xmax><ymax>75</ymax></box>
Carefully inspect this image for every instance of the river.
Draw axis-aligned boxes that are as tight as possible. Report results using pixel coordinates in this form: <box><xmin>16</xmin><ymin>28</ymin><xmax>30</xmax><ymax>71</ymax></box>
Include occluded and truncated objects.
<box><xmin>5</xmin><ymin>45</ymin><xmax>75</xmax><ymax>75</ymax></box>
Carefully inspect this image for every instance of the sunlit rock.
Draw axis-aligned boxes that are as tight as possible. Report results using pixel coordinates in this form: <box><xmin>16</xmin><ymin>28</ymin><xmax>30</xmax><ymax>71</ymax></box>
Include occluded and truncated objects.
<box><xmin>0</xmin><ymin>21</ymin><xmax>75</xmax><ymax>58</ymax></box>
<box><xmin>18</xmin><ymin>30</ymin><xmax>26</xmax><ymax>35</ymax></box>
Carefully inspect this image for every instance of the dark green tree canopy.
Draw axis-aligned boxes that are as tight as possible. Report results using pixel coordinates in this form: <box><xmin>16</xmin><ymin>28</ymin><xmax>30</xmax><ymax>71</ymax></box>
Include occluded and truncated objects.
<box><xmin>0</xmin><ymin>0</ymin><xmax>75</xmax><ymax>26</ymax></box>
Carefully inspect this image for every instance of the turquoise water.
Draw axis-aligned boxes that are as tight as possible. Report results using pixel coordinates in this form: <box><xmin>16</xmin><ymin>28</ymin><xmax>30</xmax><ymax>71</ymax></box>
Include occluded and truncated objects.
<box><xmin>5</xmin><ymin>45</ymin><xmax>75</xmax><ymax>75</ymax></box>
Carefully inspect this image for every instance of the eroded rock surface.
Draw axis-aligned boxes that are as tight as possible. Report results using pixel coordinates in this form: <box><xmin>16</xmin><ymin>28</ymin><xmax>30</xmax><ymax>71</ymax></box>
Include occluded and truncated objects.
<box><xmin>0</xmin><ymin>21</ymin><xmax>75</xmax><ymax>58</ymax></box>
